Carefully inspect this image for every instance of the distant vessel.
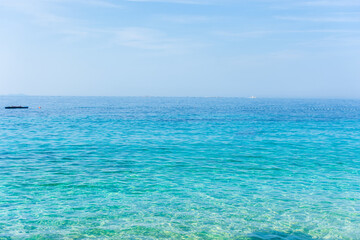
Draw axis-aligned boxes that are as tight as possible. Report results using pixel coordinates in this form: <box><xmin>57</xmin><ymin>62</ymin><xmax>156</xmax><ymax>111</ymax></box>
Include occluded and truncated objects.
<box><xmin>249</xmin><ymin>96</ymin><xmax>257</xmax><ymax>99</ymax></box>
<box><xmin>5</xmin><ymin>106</ymin><xmax>29</xmax><ymax>109</ymax></box>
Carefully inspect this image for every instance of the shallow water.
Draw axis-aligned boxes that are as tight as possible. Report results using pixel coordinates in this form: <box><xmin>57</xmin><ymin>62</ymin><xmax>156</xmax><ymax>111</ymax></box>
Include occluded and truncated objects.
<box><xmin>1</xmin><ymin>97</ymin><xmax>360</xmax><ymax>239</ymax></box>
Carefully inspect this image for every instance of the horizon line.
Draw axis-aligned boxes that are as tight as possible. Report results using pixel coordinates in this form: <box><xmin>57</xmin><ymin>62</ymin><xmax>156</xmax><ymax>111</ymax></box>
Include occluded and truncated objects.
<box><xmin>1</xmin><ymin>94</ymin><xmax>360</xmax><ymax>100</ymax></box>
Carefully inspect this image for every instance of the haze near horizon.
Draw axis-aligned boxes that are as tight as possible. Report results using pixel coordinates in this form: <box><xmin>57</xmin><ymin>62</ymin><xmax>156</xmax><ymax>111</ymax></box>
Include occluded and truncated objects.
<box><xmin>0</xmin><ymin>0</ymin><xmax>359</xmax><ymax>98</ymax></box>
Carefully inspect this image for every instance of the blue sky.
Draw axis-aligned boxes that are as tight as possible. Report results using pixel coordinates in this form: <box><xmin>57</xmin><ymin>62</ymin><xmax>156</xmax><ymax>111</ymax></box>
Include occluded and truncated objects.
<box><xmin>0</xmin><ymin>0</ymin><xmax>359</xmax><ymax>97</ymax></box>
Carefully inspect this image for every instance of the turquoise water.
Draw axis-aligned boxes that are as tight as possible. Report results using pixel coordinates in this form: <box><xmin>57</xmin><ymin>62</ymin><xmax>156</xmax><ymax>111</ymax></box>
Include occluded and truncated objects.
<box><xmin>1</xmin><ymin>97</ymin><xmax>360</xmax><ymax>239</ymax></box>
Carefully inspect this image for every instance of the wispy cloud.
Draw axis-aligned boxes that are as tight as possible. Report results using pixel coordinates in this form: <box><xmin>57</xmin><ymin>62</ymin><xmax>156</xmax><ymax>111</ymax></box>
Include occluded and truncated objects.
<box><xmin>126</xmin><ymin>0</ymin><xmax>213</xmax><ymax>4</ymax></box>
<box><xmin>214</xmin><ymin>30</ymin><xmax>274</xmax><ymax>39</ymax></box>
<box><xmin>109</xmin><ymin>27</ymin><xmax>196</xmax><ymax>52</ymax></box>
<box><xmin>70</xmin><ymin>0</ymin><xmax>122</xmax><ymax>8</ymax></box>
<box><xmin>213</xmin><ymin>29</ymin><xmax>360</xmax><ymax>51</ymax></box>
<box><xmin>277</xmin><ymin>16</ymin><xmax>360</xmax><ymax>22</ymax></box>
<box><xmin>0</xmin><ymin>0</ymin><xmax>201</xmax><ymax>53</ymax></box>
<box><xmin>0</xmin><ymin>0</ymin><xmax>68</xmax><ymax>23</ymax></box>
<box><xmin>302</xmin><ymin>0</ymin><xmax>360</xmax><ymax>7</ymax></box>
<box><xmin>58</xmin><ymin>27</ymin><xmax>202</xmax><ymax>53</ymax></box>
<box><xmin>0</xmin><ymin>0</ymin><xmax>122</xmax><ymax>8</ymax></box>
<box><xmin>294</xmin><ymin>35</ymin><xmax>360</xmax><ymax>49</ymax></box>
<box><xmin>160</xmin><ymin>15</ymin><xmax>212</xmax><ymax>23</ymax></box>
<box><xmin>214</xmin><ymin>29</ymin><xmax>360</xmax><ymax>39</ymax></box>
<box><xmin>0</xmin><ymin>0</ymin><xmax>122</xmax><ymax>24</ymax></box>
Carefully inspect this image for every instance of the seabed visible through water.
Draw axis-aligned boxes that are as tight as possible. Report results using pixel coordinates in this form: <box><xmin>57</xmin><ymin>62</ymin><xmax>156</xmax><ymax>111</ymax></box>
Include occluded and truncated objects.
<box><xmin>1</xmin><ymin>96</ymin><xmax>360</xmax><ymax>239</ymax></box>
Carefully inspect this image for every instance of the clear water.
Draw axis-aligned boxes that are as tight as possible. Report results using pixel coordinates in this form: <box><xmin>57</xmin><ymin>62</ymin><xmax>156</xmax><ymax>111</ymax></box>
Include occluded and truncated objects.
<box><xmin>1</xmin><ymin>96</ymin><xmax>360</xmax><ymax>239</ymax></box>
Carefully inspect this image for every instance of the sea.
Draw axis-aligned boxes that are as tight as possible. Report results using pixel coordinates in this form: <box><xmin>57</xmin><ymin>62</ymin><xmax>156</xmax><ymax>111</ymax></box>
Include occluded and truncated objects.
<box><xmin>1</xmin><ymin>96</ymin><xmax>360</xmax><ymax>239</ymax></box>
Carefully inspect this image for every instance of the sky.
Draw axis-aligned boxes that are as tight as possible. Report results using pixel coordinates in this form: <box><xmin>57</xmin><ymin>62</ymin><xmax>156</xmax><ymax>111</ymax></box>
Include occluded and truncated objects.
<box><xmin>0</xmin><ymin>0</ymin><xmax>359</xmax><ymax>98</ymax></box>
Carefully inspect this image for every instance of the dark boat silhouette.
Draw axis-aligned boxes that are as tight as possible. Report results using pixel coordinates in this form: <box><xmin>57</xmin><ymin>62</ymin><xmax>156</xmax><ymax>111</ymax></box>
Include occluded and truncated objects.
<box><xmin>5</xmin><ymin>106</ymin><xmax>29</xmax><ymax>109</ymax></box>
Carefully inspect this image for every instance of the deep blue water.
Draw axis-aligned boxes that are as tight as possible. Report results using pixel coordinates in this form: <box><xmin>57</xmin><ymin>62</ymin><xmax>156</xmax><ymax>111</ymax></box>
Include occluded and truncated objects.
<box><xmin>1</xmin><ymin>96</ymin><xmax>360</xmax><ymax>239</ymax></box>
